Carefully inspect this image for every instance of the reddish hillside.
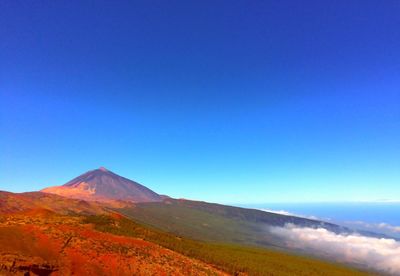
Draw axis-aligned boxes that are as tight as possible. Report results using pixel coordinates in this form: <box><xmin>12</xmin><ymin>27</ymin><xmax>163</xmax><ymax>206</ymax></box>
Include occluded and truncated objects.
<box><xmin>0</xmin><ymin>191</ymin><xmax>105</xmax><ymax>215</ymax></box>
<box><xmin>0</xmin><ymin>192</ymin><xmax>224</xmax><ymax>275</ymax></box>
<box><xmin>41</xmin><ymin>167</ymin><xmax>162</xmax><ymax>203</ymax></box>
<box><xmin>0</xmin><ymin>212</ymin><xmax>226</xmax><ymax>275</ymax></box>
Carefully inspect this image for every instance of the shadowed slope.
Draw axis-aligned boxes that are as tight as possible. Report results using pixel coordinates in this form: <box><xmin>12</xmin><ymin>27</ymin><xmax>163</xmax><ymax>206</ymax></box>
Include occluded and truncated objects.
<box><xmin>117</xmin><ymin>198</ymin><xmax>350</xmax><ymax>247</ymax></box>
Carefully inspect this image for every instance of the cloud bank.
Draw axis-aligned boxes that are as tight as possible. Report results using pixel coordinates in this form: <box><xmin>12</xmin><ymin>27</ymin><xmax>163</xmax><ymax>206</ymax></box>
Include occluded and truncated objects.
<box><xmin>269</xmin><ymin>224</ymin><xmax>400</xmax><ymax>274</ymax></box>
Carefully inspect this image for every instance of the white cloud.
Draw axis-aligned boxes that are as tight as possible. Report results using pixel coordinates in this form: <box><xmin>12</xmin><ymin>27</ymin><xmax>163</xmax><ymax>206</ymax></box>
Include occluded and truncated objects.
<box><xmin>269</xmin><ymin>224</ymin><xmax>400</xmax><ymax>275</ymax></box>
<box><xmin>261</xmin><ymin>209</ymin><xmax>320</xmax><ymax>220</ymax></box>
<box><xmin>261</xmin><ymin>209</ymin><xmax>295</xmax><ymax>216</ymax></box>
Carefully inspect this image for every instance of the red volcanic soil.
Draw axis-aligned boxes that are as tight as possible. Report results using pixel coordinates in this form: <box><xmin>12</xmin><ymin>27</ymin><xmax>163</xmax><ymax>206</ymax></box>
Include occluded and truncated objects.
<box><xmin>0</xmin><ymin>213</ymin><xmax>226</xmax><ymax>276</ymax></box>
<box><xmin>0</xmin><ymin>191</ymin><xmax>224</xmax><ymax>275</ymax></box>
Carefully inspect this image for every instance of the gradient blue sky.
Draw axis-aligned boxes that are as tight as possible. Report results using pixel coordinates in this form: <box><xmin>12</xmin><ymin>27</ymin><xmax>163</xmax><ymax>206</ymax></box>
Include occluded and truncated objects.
<box><xmin>1</xmin><ymin>1</ymin><xmax>399</xmax><ymax>203</ymax></box>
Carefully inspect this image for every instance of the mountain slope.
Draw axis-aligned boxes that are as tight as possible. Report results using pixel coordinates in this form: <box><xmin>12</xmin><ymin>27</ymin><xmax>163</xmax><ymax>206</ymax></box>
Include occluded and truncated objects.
<box><xmin>1</xmin><ymin>168</ymin><xmax>381</xmax><ymax>275</ymax></box>
<box><xmin>117</xmin><ymin>198</ymin><xmax>349</xmax><ymax>248</ymax></box>
<box><xmin>84</xmin><ymin>214</ymin><xmax>370</xmax><ymax>276</ymax></box>
<box><xmin>41</xmin><ymin>167</ymin><xmax>162</xmax><ymax>202</ymax></box>
<box><xmin>0</xmin><ymin>191</ymin><xmax>371</xmax><ymax>275</ymax></box>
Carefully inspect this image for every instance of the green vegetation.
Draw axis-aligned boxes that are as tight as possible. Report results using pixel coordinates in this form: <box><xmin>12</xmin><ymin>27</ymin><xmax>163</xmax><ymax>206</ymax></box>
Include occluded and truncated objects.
<box><xmin>116</xmin><ymin>199</ymin><xmax>340</xmax><ymax>249</ymax></box>
<box><xmin>119</xmin><ymin>201</ymin><xmax>268</xmax><ymax>246</ymax></box>
<box><xmin>117</xmin><ymin>200</ymin><xmax>287</xmax><ymax>248</ymax></box>
<box><xmin>83</xmin><ymin>214</ymin><xmax>370</xmax><ymax>276</ymax></box>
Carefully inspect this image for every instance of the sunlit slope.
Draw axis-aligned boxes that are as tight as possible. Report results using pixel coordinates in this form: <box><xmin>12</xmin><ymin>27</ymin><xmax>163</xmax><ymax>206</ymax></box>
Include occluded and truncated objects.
<box><xmin>0</xmin><ymin>212</ymin><xmax>225</xmax><ymax>275</ymax></box>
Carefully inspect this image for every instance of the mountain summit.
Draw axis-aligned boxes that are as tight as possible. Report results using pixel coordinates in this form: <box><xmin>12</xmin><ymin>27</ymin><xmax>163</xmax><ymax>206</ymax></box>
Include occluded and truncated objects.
<box><xmin>41</xmin><ymin>167</ymin><xmax>162</xmax><ymax>202</ymax></box>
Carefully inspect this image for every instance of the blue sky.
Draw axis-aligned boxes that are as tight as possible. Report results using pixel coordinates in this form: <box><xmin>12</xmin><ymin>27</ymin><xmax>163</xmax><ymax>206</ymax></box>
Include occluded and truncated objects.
<box><xmin>1</xmin><ymin>1</ymin><xmax>399</xmax><ymax>203</ymax></box>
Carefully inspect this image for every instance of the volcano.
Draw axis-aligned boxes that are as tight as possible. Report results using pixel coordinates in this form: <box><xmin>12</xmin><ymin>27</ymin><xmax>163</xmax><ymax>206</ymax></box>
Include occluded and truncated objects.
<box><xmin>41</xmin><ymin>167</ymin><xmax>162</xmax><ymax>202</ymax></box>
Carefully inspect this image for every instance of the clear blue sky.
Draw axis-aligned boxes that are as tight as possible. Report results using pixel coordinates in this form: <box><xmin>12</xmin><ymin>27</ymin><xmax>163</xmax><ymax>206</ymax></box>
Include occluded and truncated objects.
<box><xmin>1</xmin><ymin>1</ymin><xmax>399</xmax><ymax>203</ymax></box>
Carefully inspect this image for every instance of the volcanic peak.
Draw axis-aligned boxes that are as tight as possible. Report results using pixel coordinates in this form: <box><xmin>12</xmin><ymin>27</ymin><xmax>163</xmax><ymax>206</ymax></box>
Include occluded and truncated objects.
<box><xmin>41</xmin><ymin>168</ymin><xmax>162</xmax><ymax>203</ymax></box>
